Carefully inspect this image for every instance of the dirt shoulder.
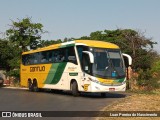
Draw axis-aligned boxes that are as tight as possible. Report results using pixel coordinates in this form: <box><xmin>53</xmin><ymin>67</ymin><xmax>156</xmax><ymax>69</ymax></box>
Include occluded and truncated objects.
<box><xmin>97</xmin><ymin>91</ymin><xmax>160</xmax><ymax>120</ymax></box>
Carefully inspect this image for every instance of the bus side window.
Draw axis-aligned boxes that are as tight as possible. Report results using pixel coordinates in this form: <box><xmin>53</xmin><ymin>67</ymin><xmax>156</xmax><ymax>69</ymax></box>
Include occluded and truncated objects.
<box><xmin>53</xmin><ymin>49</ymin><xmax>65</xmax><ymax>63</ymax></box>
<box><xmin>29</xmin><ymin>54</ymin><xmax>34</xmax><ymax>64</ymax></box>
<box><xmin>53</xmin><ymin>50</ymin><xmax>59</xmax><ymax>62</ymax></box>
<box><xmin>67</xmin><ymin>46</ymin><xmax>77</xmax><ymax>64</ymax></box>
<box><xmin>26</xmin><ymin>55</ymin><xmax>31</xmax><ymax>65</ymax></box>
<box><xmin>33</xmin><ymin>53</ymin><xmax>39</xmax><ymax>64</ymax></box>
<box><xmin>40</xmin><ymin>51</ymin><xmax>48</xmax><ymax>63</ymax></box>
<box><xmin>77</xmin><ymin>47</ymin><xmax>83</xmax><ymax>65</ymax></box>
<box><xmin>48</xmin><ymin>51</ymin><xmax>53</xmax><ymax>62</ymax></box>
<box><xmin>59</xmin><ymin>49</ymin><xmax>65</xmax><ymax>62</ymax></box>
<box><xmin>22</xmin><ymin>55</ymin><xmax>28</xmax><ymax>65</ymax></box>
<box><xmin>82</xmin><ymin>53</ymin><xmax>91</xmax><ymax>74</ymax></box>
<box><xmin>76</xmin><ymin>45</ymin><xmax>89</xmax><ymax>63</ymax></box>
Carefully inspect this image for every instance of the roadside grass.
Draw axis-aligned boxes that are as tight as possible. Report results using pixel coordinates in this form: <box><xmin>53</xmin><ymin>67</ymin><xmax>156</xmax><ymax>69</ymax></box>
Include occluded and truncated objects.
<box><xmin>97</xmin><ymin>90</ymin><xmax>160</xmax><ymax>120</ymax></box>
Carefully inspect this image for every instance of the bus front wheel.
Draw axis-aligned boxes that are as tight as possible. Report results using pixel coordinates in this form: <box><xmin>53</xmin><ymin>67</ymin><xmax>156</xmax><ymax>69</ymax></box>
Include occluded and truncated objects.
<box><xmin>71</xmin><ymin>81</ymin><xmax>80</xmax><ymax>97</ymax></box>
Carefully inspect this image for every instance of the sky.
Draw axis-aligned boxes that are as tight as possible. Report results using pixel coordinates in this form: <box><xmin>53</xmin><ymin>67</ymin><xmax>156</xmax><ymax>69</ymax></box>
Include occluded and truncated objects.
<box><xmin>0</xmin><ymin>0</ymin><xmax>160</xmax><ymax>52</ymax></box>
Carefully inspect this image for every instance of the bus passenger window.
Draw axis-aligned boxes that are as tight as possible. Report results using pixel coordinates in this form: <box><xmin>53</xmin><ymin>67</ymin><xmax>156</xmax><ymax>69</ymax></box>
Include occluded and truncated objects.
<box><xmin>22</xmin><ymin>55</ymin><xmax>29</xmax><ymax>65</ymax></box>
<box><xmin>33</xmin><ymin>53</ymin><xmax>39</xmax><ymax>64</ymax></box>
<box><xmin>29</xmin><ymin>54</ymin><xmax>35</xmax><ymax>64</ymax></box>
<box><xmin>53</xmin><ymin>51</ymin><xmax>59</xmax><ymax>62</ymax></box>
<box><xmin>59</xmin><ymin>49</ymin><xmax>65</xmax><ymax>62</ymax></box>
<box><xmin>40</xmin><ymin>52</ymin><xmax>48</xmax><ymax>63</ymax></box>
<box><xmin>53</xmin><ymin>49</ymin><xmax>65</xmax><ymax>63</ymax></box>
<box><xmin>67</xmin><ymin>47</ymin><xmax>77</xmax><ymax>64</ymax></box>
<box><xmin>48</xmin><ymin>51</ymin><xmax>53</xmax><ymax>62</ymax></box>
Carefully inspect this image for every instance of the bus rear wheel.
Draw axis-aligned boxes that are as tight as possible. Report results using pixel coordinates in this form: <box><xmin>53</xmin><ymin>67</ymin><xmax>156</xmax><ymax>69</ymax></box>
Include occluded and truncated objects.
<box><xmin>71</xmin><ymin>81</ymin><xmax>80</xmax><ymax>97</ymax></box>
<box><xmin>28</xmin><ymin>80</ymin><xmax>33</xmax><ymax>92</ymax></box>
<box><xmin>32</xmin><ymin>80</ymin><xmax>39</xmax><ymax>92</ymax></box>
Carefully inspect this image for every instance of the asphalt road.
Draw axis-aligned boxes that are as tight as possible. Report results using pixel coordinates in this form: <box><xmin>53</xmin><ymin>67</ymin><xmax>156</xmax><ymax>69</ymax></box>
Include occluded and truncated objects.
<box><xmin>0</xmin><ymin>87</ymin><xmax>129</xmax><ymax>120</ymax></box>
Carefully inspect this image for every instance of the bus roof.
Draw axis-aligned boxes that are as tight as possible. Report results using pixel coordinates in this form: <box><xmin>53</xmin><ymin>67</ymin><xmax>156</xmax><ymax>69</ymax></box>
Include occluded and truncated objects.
<box><xmin>22</xmin><ymin>40</ymin><xmax>119</xmax><ymax>55</ymax></box>
<box><xmin>75</xmin><ymin>40</ymin><xmax>119</xmax><ymax>49</ymax></box>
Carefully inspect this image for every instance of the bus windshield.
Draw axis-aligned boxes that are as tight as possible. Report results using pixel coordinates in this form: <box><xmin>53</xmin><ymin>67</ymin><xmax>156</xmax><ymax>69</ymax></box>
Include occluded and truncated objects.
<box><xmin>92</xmin><ymin>48</ymin><xmax>125</xmax><ymax>79</ymax></box>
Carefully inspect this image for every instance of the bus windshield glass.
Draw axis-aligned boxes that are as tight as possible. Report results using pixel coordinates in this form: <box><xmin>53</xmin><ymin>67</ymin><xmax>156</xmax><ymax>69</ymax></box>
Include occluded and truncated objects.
<box><xmin>92</xmin><ymin>48</ymin><xmax>125</xmax><ymax>79</ymax></box>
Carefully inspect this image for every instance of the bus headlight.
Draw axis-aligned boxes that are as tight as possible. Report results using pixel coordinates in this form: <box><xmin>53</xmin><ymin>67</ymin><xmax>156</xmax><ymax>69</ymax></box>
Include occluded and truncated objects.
<box><xmin>88</xmin><ymin>77</ymin><xmax>100</xmax><ymax>84</ymax></box>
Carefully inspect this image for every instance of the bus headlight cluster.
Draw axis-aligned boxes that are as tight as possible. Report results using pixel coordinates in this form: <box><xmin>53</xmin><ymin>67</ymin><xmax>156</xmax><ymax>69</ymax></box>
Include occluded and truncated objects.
<box><xmin>88</xmin><ymin>77</ymin><xmax>100</xmax><ymax>84</ymax></box>
<box><xmin>89</xmin><ymin>77</ymin><xmax>110</xmax><ymax>86</ymax></box>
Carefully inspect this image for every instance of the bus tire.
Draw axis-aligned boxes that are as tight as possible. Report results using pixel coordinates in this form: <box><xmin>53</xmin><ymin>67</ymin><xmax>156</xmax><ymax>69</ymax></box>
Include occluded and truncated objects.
<box><xmin>33</xmin><ymin>80</ymin><xmax>39</xmax><ymax>92</ymax></box>
<box><xmin>71</xmin><ymin>81</ymin><xmax>79</xmax><ymax>97</ymax></box>
<box><xmin>28</xmin><ymin>80</ymin><xmax>33</xmax><ymax>92</ymax></box>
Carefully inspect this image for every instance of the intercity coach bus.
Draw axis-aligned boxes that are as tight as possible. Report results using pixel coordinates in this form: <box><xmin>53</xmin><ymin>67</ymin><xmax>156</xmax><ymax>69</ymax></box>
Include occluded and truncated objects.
<box><xmin>21</xmin><ymin>40</ymin><xmax>131</xmax><ymax>96</ymax></box>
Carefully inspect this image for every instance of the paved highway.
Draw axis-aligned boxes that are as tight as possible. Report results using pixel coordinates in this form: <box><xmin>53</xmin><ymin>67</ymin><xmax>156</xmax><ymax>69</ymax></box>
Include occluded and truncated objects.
<box><xmin>0</xmin><ymin>88</ymin><xmax>129</xmax><ymax>120</ymax></box>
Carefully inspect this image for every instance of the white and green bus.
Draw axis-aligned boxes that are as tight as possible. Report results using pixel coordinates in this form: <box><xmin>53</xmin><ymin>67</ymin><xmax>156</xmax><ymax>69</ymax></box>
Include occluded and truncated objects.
<box><xmin>21</xmin><ymin>40</ymin><xmax>131</xmax><ymax>96</ymax></box>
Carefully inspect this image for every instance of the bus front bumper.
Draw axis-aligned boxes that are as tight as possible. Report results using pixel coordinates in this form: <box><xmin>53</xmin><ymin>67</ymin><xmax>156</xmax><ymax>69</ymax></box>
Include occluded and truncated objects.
<box><xmin>88</xmin><ymin>82</ymin><xmax>126</xmax><ymax>92</ymax></box>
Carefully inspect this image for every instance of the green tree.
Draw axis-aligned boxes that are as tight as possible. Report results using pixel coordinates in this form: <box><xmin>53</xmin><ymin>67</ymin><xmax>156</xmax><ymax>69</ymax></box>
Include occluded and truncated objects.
<box><xmin>0</xmin><ymin>39</ymin><xmax>20</xmax><ymax>71</ymax></box>
<box><xmin>63</xmin><ymin>37</ymin><xmax>74</xmax><ymax>42</ymax></box>
<box><xmin>6</xmin><ymin>17</ymin><xmax>45</xmax><ymax>52</ymax></box>
<box><xmin>38</xmin><ymin>39</ymin><xmax>62</xmax><ymax>47</ymax></box>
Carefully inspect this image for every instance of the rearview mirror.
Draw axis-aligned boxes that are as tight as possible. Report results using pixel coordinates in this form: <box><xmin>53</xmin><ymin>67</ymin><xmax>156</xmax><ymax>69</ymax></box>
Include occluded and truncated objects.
<box><xmin>82</xmin><ymin>51</ymin><xmax>94</xmax><ymax>63</ymax></box>
<box><xmin>122</xmin><ymin>53</ymin><xmax>132</xmax><ymax>67</ymax></box>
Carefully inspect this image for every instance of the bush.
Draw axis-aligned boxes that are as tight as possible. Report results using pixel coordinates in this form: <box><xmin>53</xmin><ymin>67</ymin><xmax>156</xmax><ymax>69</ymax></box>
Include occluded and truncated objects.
<box><xmin>137</xmin><ymin>69</ymin><xmax>160</xmax><ymax>90</ymax></box>
<box><xmin>8</xmin><ymin>69</ymin><xmax>20</xmax><ymax>78</ymax></box>
<box><xmin>8</xmin><ymin>69</ymin><xmax>20</xmax><ymax>87</ymax></box>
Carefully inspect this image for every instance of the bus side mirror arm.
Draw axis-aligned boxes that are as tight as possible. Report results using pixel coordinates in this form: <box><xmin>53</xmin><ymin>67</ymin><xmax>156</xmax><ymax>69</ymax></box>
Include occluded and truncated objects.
<box><xmin>82</xmin><ymin>51</ymin><xmax>94</xmax><ymax>63</ymax></box>
<box><xmin>122</xmin><ymin>53</ymin><xmax>132</xmax><ymax>66</ymax></box>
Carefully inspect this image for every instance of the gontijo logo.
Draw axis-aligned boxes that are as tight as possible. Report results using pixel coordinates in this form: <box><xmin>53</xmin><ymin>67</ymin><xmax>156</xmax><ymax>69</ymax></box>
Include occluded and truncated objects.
<box><xmin>30</xmin><ymin>66</ymin><xmax>45</xmax><ymax>72</ymax></box>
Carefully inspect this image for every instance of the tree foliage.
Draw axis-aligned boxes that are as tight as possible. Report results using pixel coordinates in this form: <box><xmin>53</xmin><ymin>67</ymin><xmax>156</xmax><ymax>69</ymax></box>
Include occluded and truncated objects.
<box><xmin>6</xmin><ymin>17</ymin><xmax>45</xmax><ymax>52</ymax></box>
<box><xmin>0</xmin><ymin>39</ymin><xmax>20</xmax><ymax>71</ymax></box>
<box><xmin>0</xmin><ymin>17</ymin><xmax>46</xmax><ymax>78</ymax></box>
<box><xmin>38</xmin><ymin>39</ymin><xmax>62</xmax><ymax>47</ymax></box>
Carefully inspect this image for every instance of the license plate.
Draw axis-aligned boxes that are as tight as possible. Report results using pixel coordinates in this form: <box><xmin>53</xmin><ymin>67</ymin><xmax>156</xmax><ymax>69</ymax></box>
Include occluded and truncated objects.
<box><xmin>109</xmin><ymin>88</ymin><xmax>115</xmax><ymax>91</ymax></box>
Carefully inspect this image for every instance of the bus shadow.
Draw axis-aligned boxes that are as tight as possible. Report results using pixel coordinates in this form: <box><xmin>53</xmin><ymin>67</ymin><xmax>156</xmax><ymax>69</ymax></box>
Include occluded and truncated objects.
<box><xmin>42</xmin><ymin>90</ymin><xmax>128</xmax><ymax>99</ymax></box>
<box><xmin>80</xmin><ymin>92</ymin><xmax>128</xmax><ymax>98</ymax></box>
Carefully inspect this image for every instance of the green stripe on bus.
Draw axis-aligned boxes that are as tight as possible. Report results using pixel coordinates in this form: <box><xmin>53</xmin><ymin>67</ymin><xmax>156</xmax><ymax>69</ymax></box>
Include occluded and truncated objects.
<box><xmin>118</xmin><ymin>78</ymin><xmax>125</xmax><ymax>83</ymax></box>
<box><xmin>60</xmin><ymin>44</ymin><xmax>75</xmax><ymax>48</ymax></box>
<box><xmin>50</xmin><ymin>62</ymin><xmax>67</xmax><ymax>84</ymax></box>
<box><xmin>44</xmin><ymin>63</ymin><xmax>59</xmax><ymax>84</ymax></box>
<box><xmin>44</xmin><ymin>62</ymin><xmax>67</xmax><ymax>84</ymax></box>
<box><xmin>112</xmin><ymin>78</ymin><xmax>125</xmax><ymax>84</ymax></box>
